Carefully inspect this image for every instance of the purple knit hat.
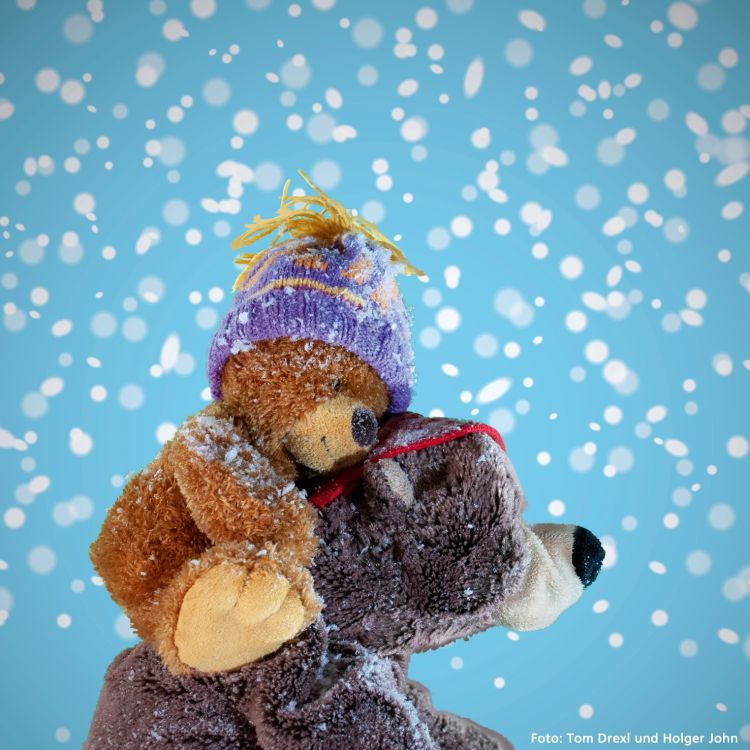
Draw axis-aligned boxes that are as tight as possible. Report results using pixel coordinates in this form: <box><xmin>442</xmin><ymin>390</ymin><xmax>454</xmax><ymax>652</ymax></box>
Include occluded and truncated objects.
<box><xmin>208</xmin><ymin>232</ymin><xmax>415</xmax><ymax>412</ymax></box>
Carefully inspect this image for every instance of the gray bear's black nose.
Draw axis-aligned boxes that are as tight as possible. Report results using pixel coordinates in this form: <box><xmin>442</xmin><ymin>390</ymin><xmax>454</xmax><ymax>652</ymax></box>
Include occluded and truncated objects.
<box><xmin>572</xmin><ymin>526</ymin><xmax>604</xmax><ymax>587</ymax></box>
<box><xmin>351</xmin><ymin>408</ymin><xmax>378</xmax><ymax>447</ymax></box>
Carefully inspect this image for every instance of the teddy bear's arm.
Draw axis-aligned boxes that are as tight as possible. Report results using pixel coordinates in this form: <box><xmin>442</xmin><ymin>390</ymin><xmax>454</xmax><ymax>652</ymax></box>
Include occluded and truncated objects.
<box><xmin>91</xmin><ymin>460</ymin><xmax>320</xmax><ymax>674</ymax></box>
<box><xmin>149</xmin><ymin>402</ymin><xmax>323</xmax><ymax>673</ymax></box>
<box><xmin>93</xmin><ymin>402</ymin><xmax>323</xmax><ymax>675</ymax></box>
<box><xmin>89</xmin><ymin>459</ymin><xmax>210</xmax><ymax>645</ymax></box>
<box><xmin>165</xmin><ymin>402</ymin><xmax>318</xmax><ymax>565</ymax></box>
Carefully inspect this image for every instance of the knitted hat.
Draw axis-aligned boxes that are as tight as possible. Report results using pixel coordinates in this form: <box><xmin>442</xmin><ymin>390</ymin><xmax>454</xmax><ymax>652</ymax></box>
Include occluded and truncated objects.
<box><xmin>208</xmin><ymin>173</ymin><xmax>421</xmax><ymax>413</ymax></box>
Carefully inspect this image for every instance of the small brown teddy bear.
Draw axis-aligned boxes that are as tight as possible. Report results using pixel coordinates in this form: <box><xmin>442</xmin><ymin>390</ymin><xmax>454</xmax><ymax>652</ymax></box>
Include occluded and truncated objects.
<box><xmin>90</xmin><ymin>176</ymin><xmax>420</xmax><ymax>674</ymax></box>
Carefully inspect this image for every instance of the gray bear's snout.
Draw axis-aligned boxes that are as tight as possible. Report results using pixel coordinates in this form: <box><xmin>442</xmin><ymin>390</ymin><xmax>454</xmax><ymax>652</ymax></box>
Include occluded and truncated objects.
<box><xmin>351</xmin><ymin>407</ymin><xmax>378</xmax><ymax>447</ymax></box>
<box><xmin>571</xmin><ymin>526</ymin><xmax>604</xmax><ymax>587</ymax></box>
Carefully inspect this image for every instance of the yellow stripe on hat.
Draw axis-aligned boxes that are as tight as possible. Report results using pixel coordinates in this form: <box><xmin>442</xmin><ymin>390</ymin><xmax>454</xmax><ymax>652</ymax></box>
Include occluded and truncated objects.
<box><xmin>247</xmin><ymin>276</ymin><xmax>367</xmax><ymax>308</ymax></box>
<box><xmin>236</xmin><ymin>240</ymin><xmax>301</xmax><ymax>292</ymax></box>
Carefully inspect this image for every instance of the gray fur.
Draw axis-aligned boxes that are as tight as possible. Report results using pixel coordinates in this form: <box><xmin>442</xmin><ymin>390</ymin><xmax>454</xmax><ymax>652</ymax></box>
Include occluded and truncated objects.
<box><xmin>86</xmin><ymin>417</ymin><xmax>566</xmax><ymax>749</ymax></box>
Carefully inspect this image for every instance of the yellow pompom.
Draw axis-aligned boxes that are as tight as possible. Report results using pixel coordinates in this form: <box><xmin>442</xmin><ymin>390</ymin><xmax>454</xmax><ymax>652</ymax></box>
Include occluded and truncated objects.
<box><xmin>231</xmin><ymin>170</ymin><xmax>423</xmax><ymax>290</ymax></box>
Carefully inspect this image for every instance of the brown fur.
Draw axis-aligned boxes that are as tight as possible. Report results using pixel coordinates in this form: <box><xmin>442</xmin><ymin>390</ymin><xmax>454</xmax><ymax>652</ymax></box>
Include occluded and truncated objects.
<box><xmin>220</xmin><ymin>339</ymin><xmax>389</xmax><ymax>459</ymax></box>
<box><xmin>90</xmin><ymin>338</ymin><xmax>389</xmax><ymax>674</ymax></box>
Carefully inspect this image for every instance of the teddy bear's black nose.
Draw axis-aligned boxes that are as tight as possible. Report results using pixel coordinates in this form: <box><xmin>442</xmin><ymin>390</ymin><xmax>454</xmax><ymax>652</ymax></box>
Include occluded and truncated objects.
<box><xmin>351</xmin><ymin>407</ymin><xmax>378</xmax><ymax>447</ymax></box>
<box><xmin>571</xmin><ymin>526</ymin><xmax>605</xmax><ymax>587</ymax></box>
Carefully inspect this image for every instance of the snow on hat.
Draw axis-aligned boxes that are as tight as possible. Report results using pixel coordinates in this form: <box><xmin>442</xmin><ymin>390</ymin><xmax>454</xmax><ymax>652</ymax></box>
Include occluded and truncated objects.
<box><xmin>207</xmin><ymin>171</ymin><xmax>421</xmax><ymax>413</ymax></box>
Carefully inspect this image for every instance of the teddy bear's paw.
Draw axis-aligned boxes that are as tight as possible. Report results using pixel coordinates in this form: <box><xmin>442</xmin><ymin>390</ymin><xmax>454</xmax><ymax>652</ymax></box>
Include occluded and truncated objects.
<box><xmin>173</xmin><ymin>560</ymin><xmax>319</xmax><ymax>673</ymax></box>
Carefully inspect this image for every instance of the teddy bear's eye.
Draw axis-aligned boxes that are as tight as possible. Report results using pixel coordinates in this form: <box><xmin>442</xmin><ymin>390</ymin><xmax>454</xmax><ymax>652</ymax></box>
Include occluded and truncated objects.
<box><xmin>330</xmin><ymin>379</ymin><xmax>341</xmax><ymax>392</ymax></box>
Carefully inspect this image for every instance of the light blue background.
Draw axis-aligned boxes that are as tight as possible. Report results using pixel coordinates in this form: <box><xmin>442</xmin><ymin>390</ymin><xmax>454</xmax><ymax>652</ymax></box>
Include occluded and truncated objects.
<box><xmin>1</xmin><ymin>0</ymin><xmax>748</xmax><ymax>747</ymax></box>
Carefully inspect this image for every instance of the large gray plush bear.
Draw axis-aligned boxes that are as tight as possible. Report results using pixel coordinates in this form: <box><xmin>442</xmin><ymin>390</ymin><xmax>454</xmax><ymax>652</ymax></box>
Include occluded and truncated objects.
<box><xmin>86</xmin><ymin>413</ymin><xmax>604</xmax><ymax>750</ymax></box>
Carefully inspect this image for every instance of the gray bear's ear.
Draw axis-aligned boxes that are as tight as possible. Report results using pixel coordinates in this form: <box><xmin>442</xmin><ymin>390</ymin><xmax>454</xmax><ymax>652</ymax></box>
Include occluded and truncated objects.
<box><xmin>376</xmin><ymin>458</ymin><xmax>415</xmax><ymax>508</ymax></box>
<box><xmin>362</xmin><ymin>457</ymin><xmax>415</xmax><ymax>512</ymax></box>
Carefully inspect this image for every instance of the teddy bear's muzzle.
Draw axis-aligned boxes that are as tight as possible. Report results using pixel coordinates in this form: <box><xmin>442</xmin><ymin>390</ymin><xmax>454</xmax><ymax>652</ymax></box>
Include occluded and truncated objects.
<box><xmin>351</xmin><ymin>407</ymin><xmax>378</xmax><ymax>447</ymax></box>
<box><xmin>284</xmin><ymin>396</ymin><xmax>379</xmax><ymax>472</ymax></box>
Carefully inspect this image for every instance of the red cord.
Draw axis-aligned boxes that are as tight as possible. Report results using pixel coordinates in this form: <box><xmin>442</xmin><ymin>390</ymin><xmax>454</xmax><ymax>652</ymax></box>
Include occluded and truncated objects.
<box><xmin>308</xmin><ymin>420</ymin><xmax>505</xmax><ymax>510</ymax></box>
